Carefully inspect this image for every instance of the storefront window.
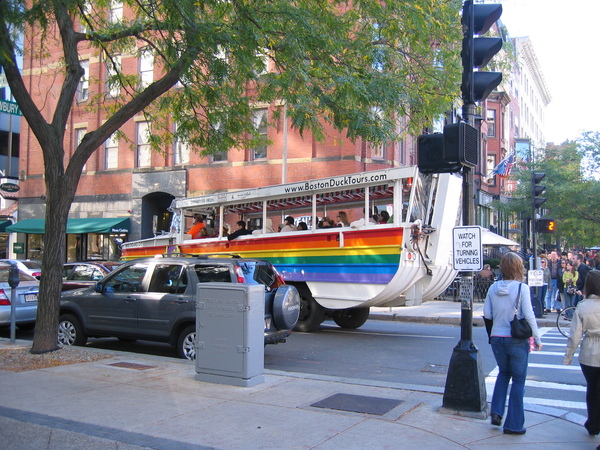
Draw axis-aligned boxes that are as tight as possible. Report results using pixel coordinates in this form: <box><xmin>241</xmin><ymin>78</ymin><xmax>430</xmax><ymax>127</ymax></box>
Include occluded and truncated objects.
<box><xmin>26</xmin><ymin>234</ymin><xmax>43</xmax><ymax>260</ymax></box>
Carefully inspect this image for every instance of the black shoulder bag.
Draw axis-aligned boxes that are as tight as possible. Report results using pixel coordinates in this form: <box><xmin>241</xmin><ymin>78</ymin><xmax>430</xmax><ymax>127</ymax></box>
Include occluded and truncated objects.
<box><xmin>510</xmin><ymin>283</ymin><xmax>533</xmax><ymax>339</ymax></box>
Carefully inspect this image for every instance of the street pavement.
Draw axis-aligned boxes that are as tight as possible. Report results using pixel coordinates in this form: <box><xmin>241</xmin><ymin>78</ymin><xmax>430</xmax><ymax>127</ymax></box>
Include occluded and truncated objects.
<box><xmin>1</xmin><ymin>300</ymin><xmax>596</xmax><ymax>449</ymax></box>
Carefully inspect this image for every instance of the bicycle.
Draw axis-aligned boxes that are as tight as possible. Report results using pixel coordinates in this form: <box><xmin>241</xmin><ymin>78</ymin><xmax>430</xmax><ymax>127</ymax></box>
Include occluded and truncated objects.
<box><xmin>556</xmin><ymin>306</ymin><xmax>577</xmax><ymax>338</ymax></box>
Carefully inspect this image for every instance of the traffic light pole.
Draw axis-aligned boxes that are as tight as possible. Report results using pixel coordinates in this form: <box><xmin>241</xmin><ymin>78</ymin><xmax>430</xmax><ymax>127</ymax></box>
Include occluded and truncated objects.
<box><xmin>442</xmin><ymin>102</ymin><xmax>488</xmax><ymax>414</ymax></box>
<box><xmin>442</xmin><ymin>0</ymin><xmax>502</xmax><ymax>413</ymax></box>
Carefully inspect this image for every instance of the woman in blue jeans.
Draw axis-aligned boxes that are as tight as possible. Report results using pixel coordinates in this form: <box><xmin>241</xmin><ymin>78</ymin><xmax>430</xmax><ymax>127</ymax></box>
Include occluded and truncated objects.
<box><xmin>483</xmin><ymin>253</ymin><xmax>543</xmax><ymax>434</ymax></box>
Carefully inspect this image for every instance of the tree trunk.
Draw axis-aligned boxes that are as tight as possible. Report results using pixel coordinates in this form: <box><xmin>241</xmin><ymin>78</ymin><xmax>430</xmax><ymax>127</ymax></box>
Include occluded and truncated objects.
<box><xmin>30</xmin><ymin>178</ymin><xmax>72</xmax><ymax>354</ymax></box>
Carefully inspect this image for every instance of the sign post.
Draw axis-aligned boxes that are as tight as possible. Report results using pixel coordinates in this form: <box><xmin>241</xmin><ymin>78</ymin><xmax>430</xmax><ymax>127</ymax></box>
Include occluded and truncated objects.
<box><xmin>443</xmin><ymin>226</ymin><xmax>488</xmax><ymax>414</ymax></box>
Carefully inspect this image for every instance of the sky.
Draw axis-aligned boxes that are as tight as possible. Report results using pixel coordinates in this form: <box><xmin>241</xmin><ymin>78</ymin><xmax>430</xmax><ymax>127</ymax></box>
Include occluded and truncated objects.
<box><xmin>499</xmin><ymin>0</ymin><xmax>600</xmax><ymax>144</ymax></box>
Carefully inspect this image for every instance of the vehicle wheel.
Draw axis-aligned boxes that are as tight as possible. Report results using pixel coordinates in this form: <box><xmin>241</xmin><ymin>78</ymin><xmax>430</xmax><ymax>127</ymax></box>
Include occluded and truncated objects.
<box><xmin>272</xmin><ymin>285</ymin><xmax>301</xmax><ymax>330</ymax></box>
<box><xmin>557</xmin><ymin>306</ymin><xmax>576</xmax><ymax>338</ymax></box>
<box><xmin>58</xmin><ymin>314</ymin><xmax>88</xmax><ymax>346</ymax></box>
<box><xmin>332</xmin><ymin>307</ymin><xmax>370</xmax><ymax>329</ymax></box>
<box><xmin>294</xmin><ymin>293</ymin><xmax>325</xmax><ymax>332</ymax></box>
<box><xmin>177</xmin><ymin>325</ymin><xmax>196</xmax><ymax>360</ymax></box>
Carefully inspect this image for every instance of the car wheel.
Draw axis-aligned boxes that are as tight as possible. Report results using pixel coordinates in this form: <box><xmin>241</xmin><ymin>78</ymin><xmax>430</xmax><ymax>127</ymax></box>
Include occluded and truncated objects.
<box><xmin>294</xmin><ymin>292</ymin><xmax>325</xmax><ymax>332</ymax></box>
<box><xmin>332</xmin><ymin>307</ymin><xmax>370</xmax><ymax>329</ymax></box>
<box><xmin>177</xmin><ymin>325</ymin><xmax>196</xmax><ymax>360</ymax></box>
<box><xmin>58</xmin><ymin>314</ymin><xmax>88</xmax><ymax>346</ymax></box>
<box><xmin>272</xmin><ymin>285</ymin><xmax>301</xmax><ymax>330</ymax></box>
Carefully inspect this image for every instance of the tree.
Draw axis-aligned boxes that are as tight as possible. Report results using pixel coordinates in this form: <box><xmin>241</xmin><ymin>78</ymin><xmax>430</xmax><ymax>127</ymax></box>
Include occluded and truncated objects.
<box><xmin>0</xmin><ymin>0</ymin><xmax>462</xmax><ymax>354</ymax></box>
<box><xmin>494</xmin><ymin>137</ymin><xmax>600</xmax><ymax>250</ymax></box>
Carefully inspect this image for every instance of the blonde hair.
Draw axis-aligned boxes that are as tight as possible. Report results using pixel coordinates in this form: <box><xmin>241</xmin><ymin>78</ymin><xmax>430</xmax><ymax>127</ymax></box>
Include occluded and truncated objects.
<box><xmin>499</xmin><ymin>252</ymin><xmax>524</xmax><ymax>282</ymax></box>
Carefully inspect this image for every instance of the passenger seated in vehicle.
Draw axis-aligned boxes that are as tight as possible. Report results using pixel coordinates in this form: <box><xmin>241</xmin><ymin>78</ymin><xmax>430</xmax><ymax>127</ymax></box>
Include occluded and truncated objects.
<box><xmin>187</xmin><ymin>215</ymin><xmax>205</xmax><ymax>239</ymax></box>
<box><xmin>280</xmin><ymin>216</ymin><xmax>297</xmax><ymax>232</ymax></box>
<box><xmin>336</xmin><ymin>211</ymin><xmax>350</xmax><ymax>227</ymax></box>
<box><xmin>227</xmin><ymin>220</ymin><xmax>252</xmax><ymax>240</ymax></box>
<box><xmin>253</xmin><ymin>218</ymin><xmax>275</xmax><ymax>235</ymax></box>
<box><xmin>297</xmin><ymin>221</ymin><xmax>308</xmax><ymax>231</ymax></box>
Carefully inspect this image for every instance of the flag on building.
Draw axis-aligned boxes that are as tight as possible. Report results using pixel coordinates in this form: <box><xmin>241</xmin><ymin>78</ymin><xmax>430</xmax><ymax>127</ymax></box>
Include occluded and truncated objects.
<box><xmin>490</xmin><ymin>153</ymin><xmax>515</xmax><ymax>178</ymax></box>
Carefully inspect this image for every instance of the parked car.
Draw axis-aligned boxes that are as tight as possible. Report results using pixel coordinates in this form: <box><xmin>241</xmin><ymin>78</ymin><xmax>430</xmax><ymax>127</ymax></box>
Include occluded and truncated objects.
<box><xmin>0</xmin><ymin>259</ymin><xmax>42</xmax><ymax>279</ymax></box>
<box><xmin>0</xmin><ymin>262</ymin><xmax>40</xmax><ymax>330</ymax></box>
<box><xmin>58</xmin><ymin>255</ymin><xmax>300</xmax><ymax>359</ymax></box>
<box><xmin>62</xmin><ymin>261</ymin><xmax>122</xmax><ymax>291</ymax></box>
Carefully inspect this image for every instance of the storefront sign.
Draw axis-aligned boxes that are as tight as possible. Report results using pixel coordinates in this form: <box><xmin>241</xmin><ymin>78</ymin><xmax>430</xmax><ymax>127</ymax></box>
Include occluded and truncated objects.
<box><xmin>0</xmin><ymin>183</ymin><xmax>20</xmax><ymax>192</ymax></box>
<box><xmin>13</xmin><ymin>242</ymin><xmax>24</xmax><ymax>254</ymax></box>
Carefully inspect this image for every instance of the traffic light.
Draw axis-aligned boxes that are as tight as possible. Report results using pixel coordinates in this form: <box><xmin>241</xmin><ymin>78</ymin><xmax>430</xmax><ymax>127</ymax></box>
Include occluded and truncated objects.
<box><xmin>532</xmin><ymin>172</ymin><xmax>546</xmax><ymax>209</ymax></box>
<box><xmin>417</xmin><ymin>132</ymin><xmax>461</xmax><ymax>174</ymax></box>
<box><xmin>443</xmin><ymin>122</ymin><xmax>479</xmax><ymax>168</ymax></box>
<box><xmin>536</xmin><ymin>219</ymin><xmax>555</xmax><ymax>233</ymax></box>
<box><xmin>461</xmin><ymin>1</ymin><xmax>503</xmax><ymax>104</ymax></box>
<box><xmin>417</xmin><ymin>122</ymin><xmax>478</xmax><ymax>173</ymax></box>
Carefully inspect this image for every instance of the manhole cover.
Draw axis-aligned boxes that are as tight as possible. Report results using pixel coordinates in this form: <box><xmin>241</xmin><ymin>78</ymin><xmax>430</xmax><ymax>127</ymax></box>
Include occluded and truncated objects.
<box><xmin>311</xmin><ymin>393</ymin><xmax>402</xmax><ymax>416</ymax></box>
<box><xmin>108</xmin><ymin>362</ymin><xmax>156</xmax><ymax>371</ymax></box>
<box><xmin>421</xmin><ymin>364</ymin><xmax>447</xmax><ymax>374</ymax></box>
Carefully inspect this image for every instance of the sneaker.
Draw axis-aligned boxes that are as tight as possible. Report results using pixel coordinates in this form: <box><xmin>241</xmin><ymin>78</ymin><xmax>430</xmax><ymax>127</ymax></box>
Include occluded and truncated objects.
<box><xmin>544</xmin><ymin>309</ymin><xmax>551</xmax><ymax>314</ymax></box>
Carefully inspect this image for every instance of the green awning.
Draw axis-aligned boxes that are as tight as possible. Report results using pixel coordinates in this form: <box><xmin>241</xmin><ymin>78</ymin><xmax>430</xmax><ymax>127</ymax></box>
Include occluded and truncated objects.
<box><xmin>0</xmin><ymin>220</ymin><xmax>13</xmax><ymax>232</ymax></box>
<box><xmin>6</xmin><ymin>218</ymin><xmax>130</xmax><ymax>234</ymax></box>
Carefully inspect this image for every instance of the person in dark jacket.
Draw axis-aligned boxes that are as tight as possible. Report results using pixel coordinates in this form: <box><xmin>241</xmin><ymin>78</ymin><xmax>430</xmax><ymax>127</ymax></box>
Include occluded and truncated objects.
<box><xmin>227</xmin><ymin>220</ymin><xmax>252</xmax><ymax>240</ymax></box>
<box><xmin>575</xmin><ymin>253</ymin><xmax>592</xmax><ymax>306</ymax></box>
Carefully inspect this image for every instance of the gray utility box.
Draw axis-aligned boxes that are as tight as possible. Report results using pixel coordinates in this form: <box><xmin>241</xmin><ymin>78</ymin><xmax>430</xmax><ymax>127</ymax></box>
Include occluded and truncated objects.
<box><xmin>195</xmin><ymin>283</ymin><xmax>265</xmax><ymax>387</ymax></box>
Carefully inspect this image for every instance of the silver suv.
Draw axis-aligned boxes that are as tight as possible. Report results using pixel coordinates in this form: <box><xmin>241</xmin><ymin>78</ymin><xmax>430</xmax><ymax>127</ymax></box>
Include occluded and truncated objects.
<box><xmin>58</xmin><ymin>255</ymin><xmax>300</xmax><ymax>359</ymax></box>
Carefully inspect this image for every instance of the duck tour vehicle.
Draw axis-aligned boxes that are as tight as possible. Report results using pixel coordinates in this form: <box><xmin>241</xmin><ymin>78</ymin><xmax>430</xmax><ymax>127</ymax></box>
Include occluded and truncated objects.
<box><xmin>121</xmin><ymin>166</ymin><xmax>462</xmax><ymax>332</ymax></box>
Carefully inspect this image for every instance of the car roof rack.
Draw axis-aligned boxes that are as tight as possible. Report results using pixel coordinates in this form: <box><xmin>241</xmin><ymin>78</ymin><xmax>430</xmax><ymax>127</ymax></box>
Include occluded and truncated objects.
<box><xmin>157</xmin><ymin>252</ymin><xmax>242</xmax><ymax>259</ymax></box>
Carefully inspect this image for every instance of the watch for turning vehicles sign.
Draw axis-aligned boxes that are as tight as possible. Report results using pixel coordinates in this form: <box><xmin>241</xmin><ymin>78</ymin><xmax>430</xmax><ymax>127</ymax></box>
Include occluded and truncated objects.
<box><xmin>452</xmin><ymin>226</ymin><xmax>483</xmax><ymax>271</ymax></box>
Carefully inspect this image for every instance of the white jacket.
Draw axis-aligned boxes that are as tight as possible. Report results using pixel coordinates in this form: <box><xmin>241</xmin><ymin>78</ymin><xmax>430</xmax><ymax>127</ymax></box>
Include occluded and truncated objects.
<box><xmin>564</xmin><ymin>295</ymin><xmax>600</xmax><ymax>366</ymax></box>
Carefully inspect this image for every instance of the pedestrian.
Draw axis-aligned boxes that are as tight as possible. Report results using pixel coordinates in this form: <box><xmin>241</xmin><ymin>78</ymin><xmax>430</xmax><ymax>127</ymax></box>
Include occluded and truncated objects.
<box><xmin>546</xmin><ymin>251</ymin><xmax>561</xmax><ymax>312</ymax></box>
<box><xmin>483</xmin><ymin>252</ymin><xmax>543</xmax><ymax>435</ymax></box>
<box><xmin>540</xmin><ymin>257</ymin><xmax>551</xmax><ymax>313</ymax></box>
<box><xmin>563</xmin><ymin>271</ymin><xmax>600</xmax><ymax>436</ymax></box>
<box><xmin>556</xmin><ymin>259</ymin><xmax>566</xmax><ymax>313</ymax></box>
<box><xmin>563</xmin><ymin>260</ymin><xmax>579</xmax><ymax>318</ymax></box>
<box><xmin>575</xmin><ymin>253</ymin><xmax>592</xmax><ymax>306</ymax></box>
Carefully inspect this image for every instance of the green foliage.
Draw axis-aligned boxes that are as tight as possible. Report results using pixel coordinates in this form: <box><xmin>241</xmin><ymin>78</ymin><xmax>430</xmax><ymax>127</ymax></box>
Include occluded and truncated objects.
<box><xmin>484</xmin><ymin>258</ymin><xmax>500</xmax><ymax>269</ymax></box>
<box><xmin>1</xmin><ymin>0</ymin><xmax>463</xmax><ymax>162</ymax></box>
<box><xmin>492</xmin><ymin>136</ymin><xmax>600</xmax><ymax>249</ymax></box>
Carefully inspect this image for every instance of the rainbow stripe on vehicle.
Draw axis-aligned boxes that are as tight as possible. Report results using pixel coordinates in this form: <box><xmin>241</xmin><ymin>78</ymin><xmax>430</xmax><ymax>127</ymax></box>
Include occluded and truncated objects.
<box><xmin>122</xmin><ymin>227</ymin><xmax>403</xmax><ymax>286</ymax></box>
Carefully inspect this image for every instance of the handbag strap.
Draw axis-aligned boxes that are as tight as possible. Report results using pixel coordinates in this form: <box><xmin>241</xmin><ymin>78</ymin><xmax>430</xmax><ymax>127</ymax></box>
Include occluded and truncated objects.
<box><xmin>514</xmin><ymin>282</ymin><xmax>523</xmax><ymax>317</ymax></box>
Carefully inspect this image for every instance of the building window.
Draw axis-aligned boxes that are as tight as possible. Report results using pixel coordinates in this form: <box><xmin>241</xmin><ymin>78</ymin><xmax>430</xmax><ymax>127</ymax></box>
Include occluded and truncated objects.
<box><xmin>139</xmin><ymin>48</ymin><xmax>154</xmax><ymax>90</ymax></box>
<box><xmin>77</xmin><ymin>60</ymin><xmax>89</xmax><ymax>102</ymax></box>
<box><xmin>109</xmin><ymin>0</ymin><xmax>123</xmax><ymax>23</ymax></box>
<box><xmin>253</xmin><ymin>49</ymin><xmax>269</xmax><ymax>77</ymax></box>
<box><xmin>80</xmin><ymin>1</ymin><xmax>92</xmax><ymax>33</ymax></box>
<box><xmin>211</xmin><ymin>120</ymin><xmax>228</xmax><ymax>162</ymax></box>
<box><xmin>251</xmin><ymin>108</ymin><xmax>268</xmax><ymax>160</ymax></box>
<box><xmin>370</xmin><ymin>143</ymin><xmax>385</xmax><ymax>160</ymax></box>
<box><xmin>486</xmin><ymin>109</ymin><xmax>496</xmax><ymax>137</ymax></box>
<box><xmin>486</xmin><ymin>154</ymin><xmax>496</xmax><ymax>186</ymax></box>
<box><xmin>75</xmin><ymin>128</ymin><xmax>87</xmax><ymax>171</ymax></box>
<box><xmin>105</xmin><ymin>132</ymin><xmax>119</xmax><ymax>169</ymax></box>
<box><xmin>106</xmin><ymin>54</ymin><xmax>121</xmax><ymax>98</ymax></box>
<box><xmin>173</xmin><ymin>123</ymin><xmax>190</xmax><ymax>165</ymax></box>
<box><xmin>136</xmin><ymin>121</ymin><xmax>151</xmax><ymax>167</ymax></box>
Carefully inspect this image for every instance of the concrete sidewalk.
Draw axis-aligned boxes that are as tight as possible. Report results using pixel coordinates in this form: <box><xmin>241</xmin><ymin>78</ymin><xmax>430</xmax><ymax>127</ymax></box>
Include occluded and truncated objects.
<box><xmin>0</xmin><ymin>301</ymin><xmax>594</xmax><ymax>449</ymax></box>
